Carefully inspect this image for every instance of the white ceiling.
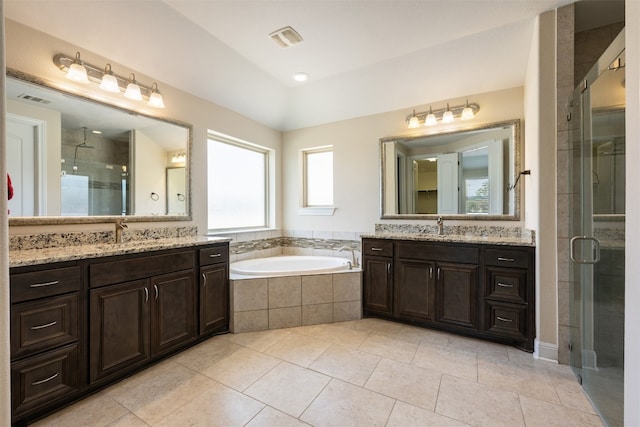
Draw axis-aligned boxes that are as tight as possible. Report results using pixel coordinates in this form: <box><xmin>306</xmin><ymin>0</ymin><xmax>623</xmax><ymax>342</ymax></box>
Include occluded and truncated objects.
<box><xmin>5</xmin><ymin>0</ymin><xmax>575</xmax><ymax>131</ymax></box>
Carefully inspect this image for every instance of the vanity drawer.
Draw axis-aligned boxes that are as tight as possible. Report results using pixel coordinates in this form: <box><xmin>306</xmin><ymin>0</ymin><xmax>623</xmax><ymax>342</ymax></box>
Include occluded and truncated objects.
<box><xmin>11</xmin><ymin>293</ymin><xmax>79</xmax><ymax>359</ymax></box>
<box><xmin>11</xmin><ymin>266</ymin><xmax>82</xmax><ymax>304</ymax></box>
<box><xmin>200</xmin><ymin>245</ymin><xmax>229</xmax><ymax>266</ymax></box>
<box><xmin>486</xmin><ymin>267</ymin><xmax>527</xmax><ymax>304</ymax></box>
<box><xmin>484</xmin><ymin>248</ymin><xmax>531</xmax><ymax>269</ymax></box>
<box><xmin>485</xmin><ymin>301</ymin><xmax>527</xmax><ymax>341</ymax></box>
<box><xmin>11</xmin><ymin>343</ymin><xmax>80</xmax><ymax>417</ymax></box>
<box><xmin>362</xmin><ymin>239</ymin><xmax>393</xmax><ymax>257</ymax></box>
<box><xmin>90</xmin><ymin>250</ymin><xmax>195</xmax><ymax>288</ymax></box>
<box><xmin>396</xmin><ymin>242</ymin><xmax>478</xmax><ymax>263</ymax></box>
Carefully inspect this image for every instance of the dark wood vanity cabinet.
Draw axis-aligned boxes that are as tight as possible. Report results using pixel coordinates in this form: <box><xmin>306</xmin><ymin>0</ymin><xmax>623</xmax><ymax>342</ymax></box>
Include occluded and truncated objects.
<box><xmin>199</xmin><ymin>245</ymin><xmax>230</xmax><ymax>335</ymax></box>
<box><xmin>88</xmin><ymin>249</ymin><xmax>198</xmax><ymax>385</ymax></box>
<box><xmin>10</xmin><ymin>242</ymin><xmax>230</xmax><ymax>426</ymax></box>
<box><xmin>362</xmin><ymin>238</ymin><xmax>535</xmax><ymax>351</ymax></box>
<box><xmin>362</xmin><ymin>239</ymin><xmax>394</xmax><ymax>316</ymax></box>
<box><xmin>9</xmin><ymin>262</ymin><xmax>83</xmax><ymax>423</ymax></box>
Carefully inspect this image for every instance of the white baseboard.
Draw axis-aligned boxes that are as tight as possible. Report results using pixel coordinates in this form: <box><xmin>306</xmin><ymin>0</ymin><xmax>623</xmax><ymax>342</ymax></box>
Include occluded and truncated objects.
<box><xmin>534</xmin><ymin>339</ymin><xmax>558</xmax><ymax>362</ymax></box>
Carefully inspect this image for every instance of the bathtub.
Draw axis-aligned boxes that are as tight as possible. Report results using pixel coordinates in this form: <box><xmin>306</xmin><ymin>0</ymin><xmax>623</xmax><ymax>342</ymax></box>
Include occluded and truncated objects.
<box><xmin>229</xmin><ymin>255</ymin><xmax>362</xmax><ymax>333</ymax></box>
<box><xmin>230</xmin><ymin>255</ymin><xmax>354</xmax><ymax>277</ymax></box>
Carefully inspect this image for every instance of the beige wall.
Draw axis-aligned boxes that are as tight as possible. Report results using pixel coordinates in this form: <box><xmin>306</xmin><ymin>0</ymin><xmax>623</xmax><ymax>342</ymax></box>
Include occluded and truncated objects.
<box><xmin>282</xmin><ymin>87</ymin><xmax>526</xmax><ymax>234</ymax></box>
<box><xmin>4</xmin><ymin>19</ymin><xmax>283</xmax><ymax>236</ymax></box>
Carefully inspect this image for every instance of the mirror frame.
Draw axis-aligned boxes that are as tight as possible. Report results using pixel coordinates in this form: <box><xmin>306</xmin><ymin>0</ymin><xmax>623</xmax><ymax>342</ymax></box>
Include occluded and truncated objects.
<box><xmin>379</xmin><ymin>119</ymin><xmax>522</xmax><ymax>221</ymax></box>
<box><xmin>7</xmin><ymin>68</ymin><xmax>193</xmax><ymax>226</ymax></box>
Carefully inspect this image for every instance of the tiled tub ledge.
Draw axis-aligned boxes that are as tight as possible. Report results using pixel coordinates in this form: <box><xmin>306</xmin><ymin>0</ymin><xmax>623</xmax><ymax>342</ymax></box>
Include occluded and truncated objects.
<box><xmin>230</xmin><ymin>271</ymin><xmax>362</xmax><ymax>333</ymax></box>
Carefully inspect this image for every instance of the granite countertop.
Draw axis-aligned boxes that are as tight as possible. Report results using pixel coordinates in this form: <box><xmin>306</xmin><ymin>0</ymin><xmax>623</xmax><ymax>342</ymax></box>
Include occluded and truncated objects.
<box><xmin>9</xmin><ymin>236</ymin><xmax>231</xmax><ymax>268</ymax></box>
<box><xmin>360</xmin><ymin>232</ymin><xmax>535</xmax><ymax>247</ymax></box>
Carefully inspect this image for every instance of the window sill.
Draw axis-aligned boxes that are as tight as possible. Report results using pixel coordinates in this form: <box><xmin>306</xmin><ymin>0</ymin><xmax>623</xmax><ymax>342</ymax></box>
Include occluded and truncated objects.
<box><xmin>297</xmin><ymin>206</ymin><xmax>336</xmax><ymax>216</ymax></box>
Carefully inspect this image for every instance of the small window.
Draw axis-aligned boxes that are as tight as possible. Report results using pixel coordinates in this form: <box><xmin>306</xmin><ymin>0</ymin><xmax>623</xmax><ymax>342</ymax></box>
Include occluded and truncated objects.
<box><xmin>303</xmin><ymin>147</ymin><xmax>333</xmax><ymax>207</ymax></box>
<box><xmin>464</xmin><ymin>178</ymin><xmax>489</xmax><ymax>214</ymax></box>
<box><xmin>207</xmin><ymin>134</ymin><xmax>270</xmax><ymax>231</ymax></box>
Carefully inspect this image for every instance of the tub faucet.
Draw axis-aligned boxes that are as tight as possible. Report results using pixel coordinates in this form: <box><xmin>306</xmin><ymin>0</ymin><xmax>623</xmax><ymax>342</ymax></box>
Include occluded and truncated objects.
<box><xmin>437</xmin><ymin>216</ymin><xmax>444</xmax><ymax>236</ymax></box>
<box><xmin>115</xmin><ymin>218</ymin><xmax>128</xmax><ymax>244</ymax></box>
<box><xmin>338</xmin><ymin>246</ymin><xmax>359</xmax><ymax>268</ymax></box>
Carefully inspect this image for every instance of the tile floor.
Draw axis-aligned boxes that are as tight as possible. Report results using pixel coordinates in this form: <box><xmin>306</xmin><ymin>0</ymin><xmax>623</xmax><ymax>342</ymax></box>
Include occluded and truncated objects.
<box><xmin>32</xmin><ymin>318</ymin><xmax>604</xmax><ymax>426</ymax></box>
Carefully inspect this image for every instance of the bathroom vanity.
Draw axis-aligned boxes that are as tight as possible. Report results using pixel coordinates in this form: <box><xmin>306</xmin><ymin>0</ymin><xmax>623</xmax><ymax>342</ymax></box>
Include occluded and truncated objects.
<box><xmin>8</xmin><ymin>238</ymin><xmax>230</xmax><ymax>426</ymax></box>
<box><xmin>362</xmin><ymin>235</ymin><xmax>535</xmax><ymax>352</ymax></box>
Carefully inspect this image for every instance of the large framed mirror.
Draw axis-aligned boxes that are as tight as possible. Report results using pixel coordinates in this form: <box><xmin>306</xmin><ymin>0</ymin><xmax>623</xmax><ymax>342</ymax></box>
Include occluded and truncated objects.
<box><xmin>380</xmin><ymin>119</ymin><xmax>521</xmax><ymax>220</ymax></box>
<box><xmin>6</xmin><ymin>69</ymin><xmax>192</xmax><ymax>225</ymax></box>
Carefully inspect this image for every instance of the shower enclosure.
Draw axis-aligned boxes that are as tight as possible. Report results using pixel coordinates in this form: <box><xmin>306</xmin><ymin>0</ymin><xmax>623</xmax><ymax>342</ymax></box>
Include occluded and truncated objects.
<box><xmin>568</xmin><ymin>30</ymin><xmax>625</xmax><ymax>427</ymax></box>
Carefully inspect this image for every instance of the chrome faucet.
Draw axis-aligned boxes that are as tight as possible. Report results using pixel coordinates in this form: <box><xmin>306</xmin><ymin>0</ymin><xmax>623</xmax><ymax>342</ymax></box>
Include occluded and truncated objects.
<box><xmin>437</xmin><ymin>216</ymin><xmax>444</xmax><ymax>236</ymax></box>
<box><xmin>115</xmin><ymin>218</ymin><xmax>128</xmax><ymax>243</ymax></box>
<box><xmin>338</xmin><ymin>246</ymin><xmax>359</xmax><ymax>268</ymax></box>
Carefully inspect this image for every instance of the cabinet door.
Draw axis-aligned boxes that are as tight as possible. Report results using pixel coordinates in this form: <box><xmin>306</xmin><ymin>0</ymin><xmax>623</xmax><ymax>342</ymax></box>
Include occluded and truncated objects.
<box><xmin>363</xmin><ymin>256</ymin><xmax>393</xmax><ymax>315</ymax></box>
<box><xmin>90</xmin><ymin>279</ymin><xmax>150</xmax><ymax>384</ymax></box>
<box><xmin>395</xmin><ymin>260</ymin><xmax>436</xmax><ymax>322</ymax></box>
<box><xmin>151</xmin><ymin>271</ymin><xmax>196</xmax><ymax>355</ymax></box>
<box><xmin>200</xmin><ymin>264</ymin><xmax>229</xmax><ymax>335</ymax></box>
<box><xmin>436</xmin><ymin>262</ymin><xmax>479</xmax><ymax>330</ymax></box>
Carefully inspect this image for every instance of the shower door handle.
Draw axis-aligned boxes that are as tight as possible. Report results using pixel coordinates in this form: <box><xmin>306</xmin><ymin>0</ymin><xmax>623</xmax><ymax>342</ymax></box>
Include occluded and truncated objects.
<box><xmin>570</xmin><ymin>236</ymin><xmax>601</xmax><ymax>264</ymax></box>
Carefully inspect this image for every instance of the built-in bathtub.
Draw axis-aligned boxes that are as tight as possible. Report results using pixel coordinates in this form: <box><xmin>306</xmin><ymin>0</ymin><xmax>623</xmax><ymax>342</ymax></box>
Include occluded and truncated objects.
<box><xmin>229</xmin><ymin>255</ymin><xmax>362</xmax><ymax>333</ymax></box>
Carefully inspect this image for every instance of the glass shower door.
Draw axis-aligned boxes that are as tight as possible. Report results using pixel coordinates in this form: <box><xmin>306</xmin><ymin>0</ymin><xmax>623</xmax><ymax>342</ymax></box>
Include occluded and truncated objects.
<box><xmin>568</xmin><ymin>32</ymin><xmax>625</xmax><ymax>427</ymax></box>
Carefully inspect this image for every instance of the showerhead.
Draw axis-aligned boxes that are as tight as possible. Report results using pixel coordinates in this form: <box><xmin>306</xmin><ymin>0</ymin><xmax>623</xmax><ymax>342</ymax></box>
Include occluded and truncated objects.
<box><xmin>76</xmin><ymin>126</ymin><xmax>95</xmax><ymax>148</ymax></box>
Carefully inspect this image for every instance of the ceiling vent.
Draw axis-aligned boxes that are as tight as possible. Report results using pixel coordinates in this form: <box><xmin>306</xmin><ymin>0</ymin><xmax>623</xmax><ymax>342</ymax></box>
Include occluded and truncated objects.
<box><xmin>17</xmin><ymin>93</ymin><xmax>51</xmax><ymax>104</ymax></box>
<box><xmin>269</xmin><ymin>26</ymin><xmax>303</xmax><ymax>48</ymax></box>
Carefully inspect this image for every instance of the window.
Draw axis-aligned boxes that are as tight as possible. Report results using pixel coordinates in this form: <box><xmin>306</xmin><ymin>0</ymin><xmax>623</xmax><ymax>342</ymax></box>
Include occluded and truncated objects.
<box><xmin>207</xmin><ymin>134</ymin><xmax>270</xmax><ymax>231</ymax></box>
<box><xmin>464</xmin><ymin>178</ymin><xmax>489</xmax><ymax>214</ymax></box>
<box><xmin>302</xmin><ymin>146</ymin><xmax>334</xmax><ymax>213</ymax></box>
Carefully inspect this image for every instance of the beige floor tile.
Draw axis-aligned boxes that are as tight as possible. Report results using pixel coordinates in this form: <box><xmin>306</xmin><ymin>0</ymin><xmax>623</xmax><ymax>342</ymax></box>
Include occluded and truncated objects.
<box><xmin>105</xmin><ymin>360</ymin><xmax>213</xmax><ymax>425</ymax></box>
<box><xmin>413</xmin><ymin>342</ymin><xmax>477</xmax><ymax>381</ymax></box>
<box><xmin>478</xmin><ymin>358</ymin><xmax>560</xmax><ymax>404</ymax></box>
<box><xmin>520</xmin><ymin>395</ymin><xmax>605</xmax><ymax>427</ymax></box>
<box><xmin>244</xmin><ymin>362</ymin><xmax>330</xmax><ymax>417</ymax></box>
<box><xmin>286</xmin><ymin>323</ymin><xmax>329</xmax><ymax>338</ymax></box>
<box><xmin>30</xmin><ymin>391</ymin><xmax>128</xmax><ymax>427</ymax></box>
<box><xmin>435</xmin><ymin>375</ymin><xmax>525</xmax><ymax>427</ymax></box>
<box><xmin>448</xmin><ymin>334</ymin><xmax>510</xmax><ymax>360</ymax></box>
<box><xmin>339</xmin><ymin>317</ymin><xmax>403</xmax><ymax>334</ymax></box>
<box><xmin>300</xmin><ymin>379</ymin><xmax>395</xmax><ymax>427</ymax></box>
<box><xmin>309</xmin><ymin>344</ymin><xmax>381</xmax><ymax>386</ymax></box>
<box><xmin>171</xmin><ymin>335</ymin><xmax>242</xmax><ymax>372</ymax></box>
<box><xmin>246</xmin><ymin>406</ymin><xmax>311</xmax><ymax>427</ymax></box>
<box><xmin>391</xmin><ymin>324</ymin><xmax>449</xmax><ymax>346</ymax></box>
<box><xmin>554</xmin><ymin>379</ymin><xmax>599</xmax><ymax>413</ymax></box>
<box><xmin>265</xmin><ymin>331</ymin><xmax>331</xmax><ymax>367</ymax></box>
<box><xmin>386</xmin><ymin>401</ymin><xmax>471</xmax><ymax>427</ymax></box>
<box><xmin>104</xmin><ymin>413</ymin><xmax>150</xmax><ymax>426</ymax></box>
<box><xmin>202</xmin><ymin>346</ymin><xmax>280</xmax><ymax>391</ymax></box>
<box><xmin>312</xmin><ymin>323</ymin><xmax>371</xmax><ymax>349</ymax></box>
<box><xmin>358</xmin><ymin>333</ymin><xmax>418</xmax><ymax>363</ymax></box>
<box><xmin>365</xmin><ymin>358</ymin><xmax>441</xmax><ymax>410</ymax></box>
<box><xmin>154</xmin><ymin>380</ymin><xmax>264</xmax><ymax>427</ymax></box>
<box><xmin>227</xmin><ymin>328</ymin><xmax>293</xmax><ymax>352</ymax></box>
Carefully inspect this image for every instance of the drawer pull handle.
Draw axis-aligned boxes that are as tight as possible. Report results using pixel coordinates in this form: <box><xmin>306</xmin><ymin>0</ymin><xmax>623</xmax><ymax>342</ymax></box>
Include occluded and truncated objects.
<box><xmin>30</xmin><ymin>280</ymin><xmax>59</xmax><ymax>288</ymax></box>
<box><xmin>202</xmin><ymin>273</ymin><xmax>207</xmax><ymax>287</ymax></box>
<box><xmin>371</xmin><ymin>247</ymin><xmax>383</xmax><ymax>251</ymax></box>
<box><xmin>497</xmin><ymin>282</ymin><xmax>514</xmax><ymax>288</ymax></box>
<box><xmin>209</xmin><ymin>253</ymin><xmax>222</xmax><ymax>258</ymax></box>
<box><xmin>154</xmin><ymin>284</ymin><xmax>159</xmax><ymax>301</ymax></box>
<box><xmin>144</xmin><ymin>287</ymin><xmax>149</xmax><ymax>303</ymax></box>
<box><xmin>497</xmin><ymin>316</ymin><xmax>513</xmax><ymax>323</ymax></box>
<box><xmin>497</xmin><ymin>257</ymin><xmax>515</xmax><ymax>262</ymax></box>
<box><xmin>30</xmin><ymin>321</ymin><xmax>58</xmax><ymax>330</ymax></box>
<box><xmin>31</xmin><ymin>372</ymin><xmax>59</xmax><ymax>386</ymax></box>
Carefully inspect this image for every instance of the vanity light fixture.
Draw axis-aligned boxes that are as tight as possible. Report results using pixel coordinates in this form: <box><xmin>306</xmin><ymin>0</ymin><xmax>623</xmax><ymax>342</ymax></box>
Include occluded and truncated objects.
<box><xmin>148</xmin><ymin>83</ymin><xmax>165</xmax><ymax>108</ymax></box>
<box><xmin>65</xmin><ymin>51</ymin><xmax>90</xmax><ymax>83</ymax></box>
<box><xmin>53</xmin><ymin>52</ymin><xmax>167</xmax><ymax>108</ymax></box>
<box><xmin>405</xmin><ymin>101</ymin><xmax>480</xmax><ymax>128</ymax></box>
<box><xmin>171</xmin><ymin>152</ymin><xmax>186</xmax><ymax>163</ymax></box>
<box><xmin>99</xmin><ymin>64</ymin><xmax>121</xmax><ymax>93</ymax></box>
<box><xmin>442</xmin><ymin>103</ymin><xmax>454</xmax><ymax>123</ymax></box>
<box><xmin>408</xmin><ymin>110</ymin><xmax>420</xmax><ymax>129</ymax></box>
<box><xmin>124</xmin><ymin>74</ymin><xmax>143</xmax><ymax>101</ymax></box>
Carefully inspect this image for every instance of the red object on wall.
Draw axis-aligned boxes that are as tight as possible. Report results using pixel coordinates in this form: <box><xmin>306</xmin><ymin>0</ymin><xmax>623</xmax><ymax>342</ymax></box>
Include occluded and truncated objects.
<box><xmin>7</xmin><ymin>173</ymin><xmax>13</xmax><ymax>200</ymax></box>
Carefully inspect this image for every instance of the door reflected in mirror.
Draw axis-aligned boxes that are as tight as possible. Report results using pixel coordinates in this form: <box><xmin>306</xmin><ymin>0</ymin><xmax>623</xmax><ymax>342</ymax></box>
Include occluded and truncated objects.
<box><xmin>381</xmin><ymin>120</ymin><xmax>520</xmax><ymax>219</ymax></box>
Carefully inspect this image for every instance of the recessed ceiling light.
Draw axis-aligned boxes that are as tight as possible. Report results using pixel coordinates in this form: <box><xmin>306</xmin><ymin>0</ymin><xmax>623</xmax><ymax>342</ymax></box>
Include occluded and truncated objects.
<box><xmin>292</xmin><ymin>72</ymin><xmax>309</xmax><ymax>82</ymax></box>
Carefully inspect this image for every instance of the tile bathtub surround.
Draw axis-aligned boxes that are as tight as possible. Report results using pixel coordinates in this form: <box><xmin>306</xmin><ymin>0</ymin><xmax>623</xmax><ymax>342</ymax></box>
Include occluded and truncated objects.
<box><xmin>231</xmin><ymin>272</ymin><xmax>362</xmax><ymax>333</ymax></box>
<box><xmin>9</xmin><ymin>226</ymin><xmax>198</xmax><ymax>251</ymax></box>
<box><xmin>31</xmin><ymin>318</ymin><xmax>604</xmax><ymax>427</ymax></box>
